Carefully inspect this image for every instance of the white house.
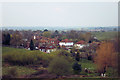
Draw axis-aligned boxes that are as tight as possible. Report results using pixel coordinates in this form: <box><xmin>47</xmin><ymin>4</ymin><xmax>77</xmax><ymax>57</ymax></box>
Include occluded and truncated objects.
<box><xmin>39</xmin><ymin>44</ymin><xmax>56</xmax><ymax>53</ymax></box>
<box><xmin>59</xmin><ymin>39</ymin><xmax>74</xmax><ymax>49</ymax></box>
<box><xmin>34</xmin><ymin>35</ymin><xmax>36</xmax><ymax>39</ymax></box>
<box><xmin>74</xmin><ymin>40</ymin><xmax>87</xmax><ymax>49</ymax></box>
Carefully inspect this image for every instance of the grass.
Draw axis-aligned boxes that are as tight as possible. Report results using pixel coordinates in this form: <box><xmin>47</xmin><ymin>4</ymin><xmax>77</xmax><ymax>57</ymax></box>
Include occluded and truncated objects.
<box><xmin>2</xmin><ymin>66</ymin><xmax>37</xmax><ymax>77</ymax></box>
<box><xmin>2</xmin><ymin>47</ymin><xmax>75</xmax><ymax>77</ymax></box>
<box><xmin>79</xmin><ymin>59</ymin><xmax>96</xmax><ymax>71</ymax></box>
<box><xmin>78</xmin><ymin>59</ymin><xmax>97</xmax><ymax>76</ymax></box>
<box><xmin>2</xmin><ymin>47</ymin><xmax>52</xmax><ymax>65</ymax></box>
<box><xmin>91</xmin><ymin>31</ymin><xmax>118</xmax><ymax>41</ymax></box>
<box><xmin>2</xmin><ymin>47</ymin><xmax>52</xmax><ymax>77</ymax></box>
<box><xmin>2</xmin><ymin>47</ymin><xmax>98</xmax><ymax>78</ymax></box>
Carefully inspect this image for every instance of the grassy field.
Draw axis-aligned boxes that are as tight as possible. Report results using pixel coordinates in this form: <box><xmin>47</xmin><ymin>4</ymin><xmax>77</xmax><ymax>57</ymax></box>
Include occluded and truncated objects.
<box><xmin>78</xmin><ymin>59</ymin><xmax>97</xmax><ymax>76</ymax></box>
<box><xmin>80</xmin><ymin>59</ymin><xmax>96</xmax><ymax>71</ymax></box>
<box><xmin>91</xmin><ymin>31</ymin><xmax>117</xmax><ymax>40</ymax></box>
<box><xmin>2</xmin><ymin>66</ymin><xmax>37</xmax><ymax>77</ymax></box>
<box><xmin>2</xmin><ymin>47</ymin><xmax>50</xmax><ymax>77</ymax></box>
<box><xmin>2</xmin><ymin>47</ymin><xmax>52</xmax><ymax>65</ymax></box>
<box><xmin>2</xmin><ymin>47</ymin><xmax>97</xmax><ymax>78</ymax></box>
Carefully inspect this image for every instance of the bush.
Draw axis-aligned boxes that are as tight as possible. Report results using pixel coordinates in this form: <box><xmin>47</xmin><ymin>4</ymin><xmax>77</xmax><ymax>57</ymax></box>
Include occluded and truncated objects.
<box><xmin>48</xmin><ymin>57</ymin><xmax>72</xmax><ymax>77</ymax></box>
<box><xmin>106</xmin><ymin>67</ymin><xmax>118</xmax><ymax>77</ymax></box>
<box><xmin>72</xmin><ymin>62</ymin><xmax>82</xmax><ymax>74</ymax></box>
<box><xmin>2</xmin><ymin>47</ymin><xmax>52</xmax><ymax>66</ymax></box>
<box><xmin>75</xmin><ymin>52</ymin><xmax>80</xmax><ymax>61</ymax></box>
<box><xmin>50</xmin><ymin>49</ymin><xmax>74</xmax><ymax>63</ymax></box>
<box><xmin>88</xmin><ymin>55</ymin><xmax>92</xmax><ymax>60</ymax></box>
<box><xmin>3</xmin><ymin>51</ymin><xmax>37</xmax><ymax>65</ymax></box>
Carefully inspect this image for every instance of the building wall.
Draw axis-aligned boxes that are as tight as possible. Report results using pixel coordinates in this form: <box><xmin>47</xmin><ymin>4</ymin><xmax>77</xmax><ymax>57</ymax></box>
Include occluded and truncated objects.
<box><xmin>74</xmin><ymin>44</ymin><xmax>85</xmax><ymax>49</ymax></box>
<box><xmin>59</xmin><ymin>42</ymin><xmax>73</xmax><ymax>46</ymax></box>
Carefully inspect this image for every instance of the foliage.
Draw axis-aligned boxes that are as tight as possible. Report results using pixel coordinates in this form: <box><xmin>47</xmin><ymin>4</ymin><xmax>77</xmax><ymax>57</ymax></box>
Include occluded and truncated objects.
<box><xmin>5</xmin><ymin>67</ymin><xmax>18</xmax><ymax>78</ymax></box>
<box><xmin>50</xmin><ymin>49</ymin><xmax>74</xmax><ymax>62</ymax></box>
<box><xmin>72</xmin><ymin>62</ymin><xmax>82</xmax><ymax>74</ymax></box>
<box><xmin>84</xmin><ymin>32</ymin><xmax>92</xmax><ymax>42</ymax></box>
<box><xmin>82</xmin><ymin>43</ymin><xmax>99</xmax><ymax>53</ymax></box>
<box><xmin>43</xmin><ymin>29</ymin><xmax>48</xmax><ymax>32</ymax></box>
<box><xmin>48</xmin><ymin>56</ymin><xmax>72</xmax><ymax>76</ymax></box>
<box><xmin>2</xmin><ymin>33</ymin><xmax>11</xmax><ymax>45</ymax></box>
<box><xmin>51</xmin><ymin>30</ymin><xmax>59</xmax><ymax>38</ymax></box>
<box><xmin>95</xmin><ymin>42</ymin><xmax>117</xmax><ymax>74</ymax></box>
<box><xmin>30</xmin><ymin>39</ymin><xmax>35</xmax><ymax>50</ymax></box>
<box><xmin>75</xmin><ymin>52</ymin><xmax>80</xmax><ymax>61</ymax></box>
<box><xmin>2</xmin><ymin>47</ymin><xmax>51</xmax><ymax>66</ymax></box>
<box><xmin>43</xmin><ymin>31</ymin><xmax>52</xmax><ymax>38</ymax></box>
<box><xmin>2</xmin><ymin>47</ymin><xmax>74</xmax><ymax>67</ymax></box>
<box><xmin>10</xmin><ymin>31</ymin><xmax>23</xmax><ymax>46</ymax></box>
<box><xmin>66</xmin><ymin>30</ymin><xmax>79</xmax><ymax>40</ymax></box>
<box><xmin>71</xmin><ymin>47</ymin><xmax>76</xmax><ymax>53</ymax></box>
<box><xmin>3</xmin><ymin>66</ymin><xmax>37</xmax><ymax>77</ymax></box>
<box><xmin>105</xmin><ymin>67</ymin><xmax>118</xmax><ymax>77</ymax></box>
<box><xmin>88</xmin><ymin>55</ymin><xmax>92</xmax><ymax>60</ymax></box>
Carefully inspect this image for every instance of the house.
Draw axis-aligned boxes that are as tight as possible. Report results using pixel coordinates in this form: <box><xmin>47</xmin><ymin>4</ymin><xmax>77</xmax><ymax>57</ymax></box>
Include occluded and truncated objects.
<box><xmin>39</xmin><ymin>43</ymin><xmax>56</xmax><ymax>53</ymax></box>
<box><xmin>26</xmin><ymin>41</ymin><xmax>30</xmax><ymax>50</ymax></box>
<box><xmin>74</xmin><ymin>40</ymin><xmax>87</xmax><ymax>49</ymax></box>
<box><xmin>59</xmin><ymin>39</ymin><xmax>73</xmax><ymax>49</ymax></box>
<box><xmin>48</xmin><ymin>38</ymin><xmax>59</xmax><ymax>45</ymax></box>
<box><xmin>26</xmin><ymin>36</ymin><xmax>58</xmax><ymax>52</ymax></box>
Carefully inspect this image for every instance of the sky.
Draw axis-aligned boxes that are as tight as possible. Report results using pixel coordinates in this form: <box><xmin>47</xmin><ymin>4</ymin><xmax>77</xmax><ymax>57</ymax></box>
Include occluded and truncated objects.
<box><xmin>1</xmin><ymin>2</ymin><xmax>118</xmax><ymax>27</ymax></box>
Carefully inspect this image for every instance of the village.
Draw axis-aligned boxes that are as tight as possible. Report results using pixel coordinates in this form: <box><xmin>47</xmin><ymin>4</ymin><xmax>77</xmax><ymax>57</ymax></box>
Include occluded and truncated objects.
<box><xmin>2</xmin><ymin>28</ymin><xmax>118</xmax><ymax>78</ymax></box>
<box><xmin>26</xmin><ymin>35</ymin><xmax>100</xmax><ymax>54</ymax></box>
<box><xmin>1</xmin><ymin>1</ymin><xmax>119</xmax><ymax>79</ymax></box>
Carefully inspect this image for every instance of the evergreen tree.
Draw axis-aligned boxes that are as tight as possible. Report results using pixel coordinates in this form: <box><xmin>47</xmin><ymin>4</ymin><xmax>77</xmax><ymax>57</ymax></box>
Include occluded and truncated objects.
<box><xmin>75</xmin><ymin>52</ymin><xmax>80</xmax><ymax>61</ymax></box>
<box><xmin>72</xmin><ymin>62</ymin><xmax>82</xmax><ymax>74</ymax></box>
<box><xmin>3</xmin><ymin>33</ymin><xmax>11</xmax><ymax>45</ymax></box>
<box><xmin>30</xmin><ymin>39</ymin><xmax>34</xmax><ymax>50</ymax></box>
<box><xmin>43</xmin><ymin>29</ymin><xmax>48</xmax><ymax>32</ymax></box>
<box><xmin>88</xmin><ymin>55</ymin><xmax>92</xmax><ymax>60</ymax></box>
<box><xmin>6</xmin><ymin>33</ymin><xmax>11</xmax><ymax>45</ymax></box>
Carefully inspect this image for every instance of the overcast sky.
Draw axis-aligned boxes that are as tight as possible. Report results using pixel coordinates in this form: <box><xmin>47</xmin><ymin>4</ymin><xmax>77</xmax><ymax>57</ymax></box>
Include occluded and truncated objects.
<box><xmin>1</xmin><ymin>2</ymin><xmax>118</xmax><ymax>27</ymax></box>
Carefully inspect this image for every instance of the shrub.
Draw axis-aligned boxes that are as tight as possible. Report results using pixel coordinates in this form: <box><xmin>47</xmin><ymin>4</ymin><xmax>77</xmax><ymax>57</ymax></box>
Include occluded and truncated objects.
<box><xmin>48</xmin><ymin>57</ymin><xmax>72</xmax><ymax>77</ymax></box>
<box><xmin>72</xmin><ymin>62</ymin><xmax>82</xmax><ymax>74</ymax></box>
<box><xmin>50</xmin><ymin>49</ymin><xmax>74</xmax><ymax>63</ymax></box>
<box><xmin>2</xmin><ymin>47</ymin><xmax>52</xmax><ymax>66</ymax></box>
<box><xmin>88</xmin><ymin>55</ymin><xmax>92</xmax><ymax>60</ymax></box>
<box><xmin>75</xmin><ymin>52</ymin><xmax>80</xmax><ymax>61</ymax></box>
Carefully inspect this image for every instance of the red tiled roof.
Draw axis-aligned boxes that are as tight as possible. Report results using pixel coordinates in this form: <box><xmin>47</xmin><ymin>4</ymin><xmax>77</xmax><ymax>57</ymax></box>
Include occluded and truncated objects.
<box><xmin>76</xmin><ymin>40</ymin><xmax>85</xmax><ymax>44</ymax></box>
<box><xmin>39</xmin><ymin>43</ymin><xmax>56</xmax><ymax>49</ymax></box>
<box><xmin>60</xmin><ymin>39</ymin><xmax>73</xmax><ymax>42</ymax></box>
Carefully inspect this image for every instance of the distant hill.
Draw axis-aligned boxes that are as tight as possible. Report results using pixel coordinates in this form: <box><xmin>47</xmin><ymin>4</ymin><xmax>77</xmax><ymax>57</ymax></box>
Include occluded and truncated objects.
<box><xmin>1</xmin><ymin>26</ymin><xmax>118</xmax><ymax>31</ymax></box>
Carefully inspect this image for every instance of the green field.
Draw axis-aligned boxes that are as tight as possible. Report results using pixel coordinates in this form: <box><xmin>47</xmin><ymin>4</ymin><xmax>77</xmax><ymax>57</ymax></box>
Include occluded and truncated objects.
<box><xmin>91</xmin><ymin>31</ymin><xmax>118</xmax><ymax>40</ymax></box>
<box><xmin>3</xmin><ymin>66</ymin><xmax>37</xmax><ymax>77</ymax></box>
<box><xmin>80</xmin><ymin>59</ymin><xmax>96</xmax><ymax>71</ymax></box>
<box><xmin>78</xmin><ymin>59</ymin><xmax>97</xmax><ymax>76</ymax></box>
<box><xmin>2</xmin><ymin>47</ymin><xmax>97</xmax><ymax>78</ymax></box>
<box><xmin>2</xmin><ymin>47</ymin><xmax>50</xmax><ymax>77</ymax></box>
